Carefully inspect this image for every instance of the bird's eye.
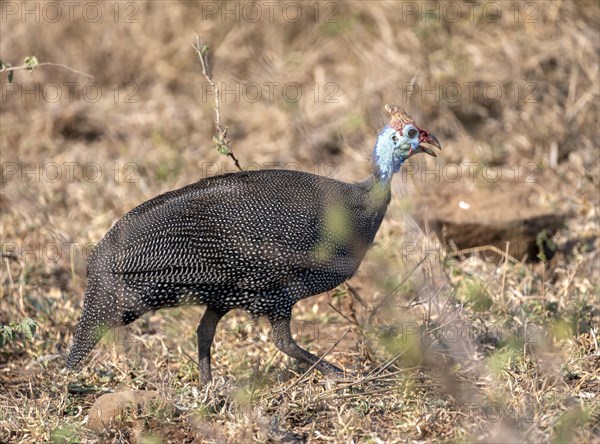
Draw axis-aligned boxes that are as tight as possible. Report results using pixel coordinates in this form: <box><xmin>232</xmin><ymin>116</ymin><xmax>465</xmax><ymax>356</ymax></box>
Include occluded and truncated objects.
<box><xmin>392</xmin><ymin>134</ymin><xmax>398</xmax><ymax>142</ymax></box>
<box><xmin>407</xmin><ymin>128</ymin><xmax>418</xmax><ymax>139</ymax></box>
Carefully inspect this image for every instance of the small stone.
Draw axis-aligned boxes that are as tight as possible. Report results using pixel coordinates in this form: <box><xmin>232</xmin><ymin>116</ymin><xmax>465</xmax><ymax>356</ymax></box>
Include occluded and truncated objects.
<box><xmin>87</xmin><ymin>390</ymin><xmax>174</xmax><ymax>433</ymax></box>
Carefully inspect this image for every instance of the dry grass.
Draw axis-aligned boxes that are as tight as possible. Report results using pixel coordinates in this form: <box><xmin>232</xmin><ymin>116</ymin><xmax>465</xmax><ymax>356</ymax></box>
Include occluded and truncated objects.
<box><xmin>1</xmin><ymin>1</ymin><xmax>599</xmax><ymax>442</ymax></box>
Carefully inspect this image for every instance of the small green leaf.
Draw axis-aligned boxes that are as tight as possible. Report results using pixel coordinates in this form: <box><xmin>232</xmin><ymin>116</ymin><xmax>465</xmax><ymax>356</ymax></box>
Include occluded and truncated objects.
<box><xmin>51</xmin><ymin>423</ymin><xmax>78</xmax><ymax>443</ymax></box>
<box><xmin>24</xmin><ymin>56</ymin><xmax>39</xmax><ymax>70</ymax></box>
<box><xmin>18</xmin><ymin>318</ymin><xmax>37</xmax><ymax>340</ymax></box>
<box><xmin>217</xmin><ymin>145</ymin><xmax>230</xmax><ymax>155</ymax></box>
<box><xmin>3</xmin><ymin>326</ymin><xmax>14</xmax><ymax>343</ymax></box>
<box><xmin>536</xmin><ymin>229</ymin><xmax>556</xmax><ymax>262</ymax></box>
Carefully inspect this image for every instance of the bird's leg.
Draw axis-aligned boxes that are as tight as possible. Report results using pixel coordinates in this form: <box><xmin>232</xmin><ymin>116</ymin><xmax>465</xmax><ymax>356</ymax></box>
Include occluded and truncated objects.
<box><xmin>269</xmin><ymin>315</ymin><xmax>342</xmax><ymax>375</ymax></box>
<box><xmin>197</xmin><ymin>306</ymin><xmax>227</xmax><ymax>385</ymax></box>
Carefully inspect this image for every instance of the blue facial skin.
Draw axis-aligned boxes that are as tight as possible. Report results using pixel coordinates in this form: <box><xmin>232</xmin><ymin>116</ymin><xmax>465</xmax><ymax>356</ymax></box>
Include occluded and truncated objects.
<box><xmin>373</xmin><ymin>124</ymin><xmax>421</xmax><ymax>181</ymax></box>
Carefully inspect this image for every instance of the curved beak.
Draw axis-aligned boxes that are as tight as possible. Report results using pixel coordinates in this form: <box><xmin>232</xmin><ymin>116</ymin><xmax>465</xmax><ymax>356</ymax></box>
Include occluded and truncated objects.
<box><xmin>418</xmin><ymin>131</ymin><xmax>442</xmax><ymax>157</ymax></box>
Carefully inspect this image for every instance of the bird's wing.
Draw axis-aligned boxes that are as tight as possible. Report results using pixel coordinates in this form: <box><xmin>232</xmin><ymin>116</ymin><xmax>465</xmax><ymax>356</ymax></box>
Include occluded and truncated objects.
<box><xmin>93</xmin><ymin>171</ymin><xmax>330</xmax><ymax>290</ymax></box>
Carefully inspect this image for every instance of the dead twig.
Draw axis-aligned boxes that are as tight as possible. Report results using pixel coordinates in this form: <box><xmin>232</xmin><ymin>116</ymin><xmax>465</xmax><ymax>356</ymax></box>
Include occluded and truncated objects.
<box><xmin>500</xmin><ymin>241</ymin><xmax>510</xmax><ymax>305</ymax></box>
<box><xmin>369</xmin><ymin>255</ymin><xmax>428</xmax><ymax>323</ymax></box>
<box><xmin>327</xmin><ymin>287</ymin><xmax>361</xmax><ymax>327</ymax></box>
<box><xmin>192</xmin><ymin>35</ymin><xmax>242</xmax><ymax>172</ymax></box>
<box><xmin>0</xmin><ymin>57</ymin><xmax>94</xmax><ymax>81</ymax></box>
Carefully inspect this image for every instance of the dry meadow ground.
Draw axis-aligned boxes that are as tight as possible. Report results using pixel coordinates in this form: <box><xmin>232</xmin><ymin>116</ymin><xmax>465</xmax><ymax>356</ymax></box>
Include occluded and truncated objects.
<box><xmin>1</xmin><ymin>1</ymin><xmax>599</xmax><ymax>442</ymax></box>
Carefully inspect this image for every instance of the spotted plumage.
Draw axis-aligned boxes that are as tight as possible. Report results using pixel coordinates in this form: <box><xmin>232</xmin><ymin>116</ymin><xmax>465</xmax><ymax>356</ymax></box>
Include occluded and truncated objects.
<box><xmin>67</xmin><ymin>105</ymin><xmax>441</xmax><ymax>383</ymax></box>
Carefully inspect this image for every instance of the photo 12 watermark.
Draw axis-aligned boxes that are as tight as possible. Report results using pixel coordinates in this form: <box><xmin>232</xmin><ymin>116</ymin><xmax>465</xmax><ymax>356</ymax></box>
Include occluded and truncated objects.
<box><xmin>399</xmin><ymin>161</ymin><xmax>540</xmax><ymax>184</ymax></box>
<box><xmin>2</xmin><ymin>240</ymin><xmax>96</xmax><ymax>264</ymax></box>
<box><xmin>1</xmin><ymin>161</ymin><xmax>140</xmax><ymax>184</ymax></box>
<box><xmin>1</xmin><ymin>1</ymin><xmax>140</xmax><ymax>24</ymax></box>
<box><xmin>202</xmin><ymin>81</ymin><xmax>340</xmax><ymax>104</ymax></box>
<box><xmin>200</xmin><ymin>1</ymin><xmax>339</xmax><ymax>24</ymax></box>
<box><xmin>399</xmin><ymin>237</ymin><xmax>543</xmax><ymax>264</ymax></box>
<box><xmin>198</xmin><ymin>1</ymin><xmax>539</xmax><ymax>25</ymax></box>
<box><xmin>1</xmin><ymin>160</ymin><xmax>540</xmax><ymax>186</ymax></box>
<box><xmin>1</xmin><ymin>81</ymin><xmax>139</xmax><ymax>104</ymax></box>
<box><xmin>464</xmin><ymin>400</ymin><xmax>539</xmax><ymax>426</ymax></box>
<box><xmin>399</xmin><ymin>81</ymin><xmax>539</xmax><ymax>105</ymax></box>
<box><xmin>397</xmin><ymin>1</ymin><xmax>539</xmax><ymax>24</ymax></box>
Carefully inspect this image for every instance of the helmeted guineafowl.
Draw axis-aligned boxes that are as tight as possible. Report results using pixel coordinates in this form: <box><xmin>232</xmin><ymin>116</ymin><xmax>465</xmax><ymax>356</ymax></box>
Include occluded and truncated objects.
<box><xmin>67</xmin><ymin>104</ymin><xmax>441</xmax><ymax>383</ymax></box>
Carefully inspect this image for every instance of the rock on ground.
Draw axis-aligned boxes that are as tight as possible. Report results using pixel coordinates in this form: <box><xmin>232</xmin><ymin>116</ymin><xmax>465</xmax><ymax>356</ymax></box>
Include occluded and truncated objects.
<box><xmin>87</xmin><ymin>390</ymin><xmax>174</xmax><ymax>434</ymax></box>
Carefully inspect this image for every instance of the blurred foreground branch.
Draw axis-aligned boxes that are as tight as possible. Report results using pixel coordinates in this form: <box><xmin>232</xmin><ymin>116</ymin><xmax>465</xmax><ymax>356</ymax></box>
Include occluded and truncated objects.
<box><xmin>192</xmin><ymin>35</ymin><xmax>242</xmax><ymax>172</ymax></box>
<box><xmin>0</xmin><ymin>56</ymin><xmax>94</xmax><ymax>83</ymax></box>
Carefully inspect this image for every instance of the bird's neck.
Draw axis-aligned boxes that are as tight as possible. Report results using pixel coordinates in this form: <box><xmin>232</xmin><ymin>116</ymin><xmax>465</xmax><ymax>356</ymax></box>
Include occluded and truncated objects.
<box><xmin>362</xmin><ymin>173</ymin><xmax>392</xmax><ymax>211</ymax></box>
<box><xmin>371</xmin><ymin>156</ymin><xmax>395</xmax><ymax>183</ymax></box>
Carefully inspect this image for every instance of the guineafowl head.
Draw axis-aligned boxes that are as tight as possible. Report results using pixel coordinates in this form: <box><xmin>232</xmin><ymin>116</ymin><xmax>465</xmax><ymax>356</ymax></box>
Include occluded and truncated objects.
<box><xmin>373</xmin><ymin>104</ymin><xmax>441</xmax><ymax>180</ymax></box>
